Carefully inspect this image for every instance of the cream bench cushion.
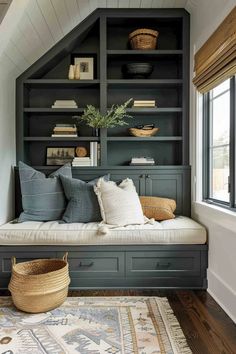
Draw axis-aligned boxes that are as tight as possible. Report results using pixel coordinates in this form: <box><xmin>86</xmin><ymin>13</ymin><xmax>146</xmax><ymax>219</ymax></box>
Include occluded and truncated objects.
<box><xmin>0</xmin><ymin>216</ymin><xmax>206</xmax><ymax>246</ymax></box>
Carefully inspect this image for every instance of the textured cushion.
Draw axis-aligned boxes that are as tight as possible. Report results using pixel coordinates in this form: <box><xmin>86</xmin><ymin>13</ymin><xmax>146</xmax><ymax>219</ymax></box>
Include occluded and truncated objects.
<box><xmin>60</xmin><ymin>175</ymin><xmax>110</xmax><ymax>223</ymax></box>
<box><xmin>18</xmin><ymin>162</ymin><xmax>72</xmax><ymax>222</ymax></box>
<box><xmin>94</xmin><ymin>178</ymin><xmax>145</xmax><ymax>226</ymax></box>
<box><xmin>140</xmin><ymin>196</ymin><xmax>176</xmax><ymax>221</ymax></box>
<box><xmin>0</xmin><ymin>216</ymin><xmax>207</xmax><ymax>245</ymax></box>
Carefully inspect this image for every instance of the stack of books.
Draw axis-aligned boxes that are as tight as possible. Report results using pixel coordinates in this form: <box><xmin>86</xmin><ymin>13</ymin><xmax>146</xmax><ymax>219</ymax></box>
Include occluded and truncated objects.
<box><xmin>51</xmin><ymin>124</ymin><xmax>78</xmax><ymax>137</ymax></box>
<box><xmin>72</xmin><ymin>157</ymin><xmax>91</xmax><ymax>167</ymax></box>
<box><xmin>130</xmin><ymin>157</ymin><xmax>155</xmax><ymax>166</ymax></box>
<box><xmin>133</xmin><ymin>100</ymin><xmax>156</xmax><ymax>108</ymax></box>
<box><xmin>72</xmin><ymin>142</ymin><xmax>100</xmax><ymax>167</ymax></box>
<box><xmin>51</xmin><ymin>100</ymin><xmax>78</xmax><ymax>109</ymax></box>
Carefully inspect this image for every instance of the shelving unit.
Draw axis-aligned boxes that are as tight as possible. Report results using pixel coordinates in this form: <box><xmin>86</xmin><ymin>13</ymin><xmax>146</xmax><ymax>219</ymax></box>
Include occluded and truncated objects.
<box><xmin>16</xmin><ymin>8</ymin><xmax>190</xmax><ymax>168</ymax></box>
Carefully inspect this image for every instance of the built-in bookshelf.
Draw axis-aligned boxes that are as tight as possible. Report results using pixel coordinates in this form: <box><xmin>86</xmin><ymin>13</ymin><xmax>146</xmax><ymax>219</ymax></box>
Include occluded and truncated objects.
<box><xmin>16</xmin><ymin>9</ymin><xmax>189</xmax><ymax>169</ymax></box>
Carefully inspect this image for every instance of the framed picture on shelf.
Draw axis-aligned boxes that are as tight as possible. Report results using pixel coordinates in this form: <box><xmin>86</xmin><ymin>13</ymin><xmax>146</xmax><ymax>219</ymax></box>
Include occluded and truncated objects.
<box><xmin>72</xmin><ymin>54</ymin><xmax>95</xmax><ymax>80</ymax></box>
<box><xmin>74</xmin><ymin>57</ymin><xmax>94</xmax><ymax>80</ymax></box>
<box><xmin>46</xmin><ymin>147</ymin><xmax>75</xmax><ymax>166</ymax></box>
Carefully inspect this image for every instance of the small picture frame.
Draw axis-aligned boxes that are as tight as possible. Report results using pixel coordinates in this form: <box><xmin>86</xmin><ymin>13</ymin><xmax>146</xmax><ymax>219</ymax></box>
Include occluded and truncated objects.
<box><xmin>74</xmin><ymin>57</ymin><xmax>94</xmax><ymax>80</ymax></box>
<box><xmin>46</xmin><ymin>147</ymin><xmax>75</xmax><ymax>166</ymax></box>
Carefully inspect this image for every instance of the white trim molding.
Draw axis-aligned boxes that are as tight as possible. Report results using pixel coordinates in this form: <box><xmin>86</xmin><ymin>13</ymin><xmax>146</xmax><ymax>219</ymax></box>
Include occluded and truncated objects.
<box><xmin>192</xmin><ymin>201</ymin><xmax>236</xmax><ymax>235</ymax></box>
<box><xmin>207</xmin><ymin>269</ymin><xmax>236</xmax><ymax>324</ymax></box>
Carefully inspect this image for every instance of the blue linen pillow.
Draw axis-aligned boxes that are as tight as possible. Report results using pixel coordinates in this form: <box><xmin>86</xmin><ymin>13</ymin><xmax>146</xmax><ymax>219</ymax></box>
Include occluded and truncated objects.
<box><xmin>60</xmin><ymin>174</ymin><xmax>109</xmax><ymax>223</ymax></box>
<box><xmin>18</xmin><ymin>162</ymin><xmax>72</xmax><ymax>222</ymax></box>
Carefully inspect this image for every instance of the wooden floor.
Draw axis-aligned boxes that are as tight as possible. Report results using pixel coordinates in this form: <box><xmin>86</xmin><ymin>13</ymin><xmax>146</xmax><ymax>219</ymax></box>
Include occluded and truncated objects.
<box><xmin>1</xmin><ymin>289</ymin><xmax>235</xmax><ymax>353</ymax></box>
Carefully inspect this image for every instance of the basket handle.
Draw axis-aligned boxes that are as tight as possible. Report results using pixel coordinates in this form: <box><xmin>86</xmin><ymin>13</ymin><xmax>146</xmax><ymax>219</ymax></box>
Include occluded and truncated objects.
<box><xmin>62</xmin><ymin>252</ymin><xmax>68</xmax><ymax>263</ymax></box>
<box><xmin>11</xmin><ymin>257</ymin><xmax>16</xmax><ymax>267</ymax></box>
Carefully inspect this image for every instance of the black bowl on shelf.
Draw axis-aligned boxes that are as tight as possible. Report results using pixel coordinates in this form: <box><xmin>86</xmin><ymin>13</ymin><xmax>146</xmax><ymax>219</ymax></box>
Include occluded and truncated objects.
<box><xmin>122</xmin><ymin>63</ymin><xmax>154</xmax><ymax>79</ymax></box>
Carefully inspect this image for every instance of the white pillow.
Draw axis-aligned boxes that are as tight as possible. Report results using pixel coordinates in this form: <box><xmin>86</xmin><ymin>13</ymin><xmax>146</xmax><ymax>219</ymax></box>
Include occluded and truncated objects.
<box><xmin>94</xmin><ymin>178</ymin><xmax>145</xmax><ymax>227</ymax></box>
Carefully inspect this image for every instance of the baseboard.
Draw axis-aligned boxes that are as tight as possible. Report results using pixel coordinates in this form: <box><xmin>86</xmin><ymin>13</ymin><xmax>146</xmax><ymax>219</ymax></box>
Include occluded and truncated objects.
<box><xmin>207</xmin><ymin>269</ymin><xmax>236</xmax><ymax>323</ymax></box>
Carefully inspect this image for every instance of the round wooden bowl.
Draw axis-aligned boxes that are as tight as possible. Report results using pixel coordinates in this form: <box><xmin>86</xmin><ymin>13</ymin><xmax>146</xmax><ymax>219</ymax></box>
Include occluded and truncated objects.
<box><xmin>129</xmin><ymin>127</ymin><xmax>159</xmax><ymax>137</ymax></box>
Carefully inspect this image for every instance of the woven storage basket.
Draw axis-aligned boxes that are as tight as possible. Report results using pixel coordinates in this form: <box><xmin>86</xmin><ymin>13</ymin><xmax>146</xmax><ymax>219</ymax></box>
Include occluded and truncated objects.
<box><xmin>129</xmin><ymin>127</ymin><xmax>159</xmax><ymax>137</ymax></box>
<box><xmin>129</xmin><ymin>28</ymin><xmax>159</xmax><ymax>50</ymax></box>
<box><xmin>8</xmin><ymin>253</ymin><xmax>70</xmax><ymax>313</ymax></box>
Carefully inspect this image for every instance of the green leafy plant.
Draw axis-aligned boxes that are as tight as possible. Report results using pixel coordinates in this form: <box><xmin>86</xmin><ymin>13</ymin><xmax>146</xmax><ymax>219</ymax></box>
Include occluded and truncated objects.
<box><xmin>76</xmin><ymin>98</ymin><xmax>133</xmax><ymax>128</ymax></box>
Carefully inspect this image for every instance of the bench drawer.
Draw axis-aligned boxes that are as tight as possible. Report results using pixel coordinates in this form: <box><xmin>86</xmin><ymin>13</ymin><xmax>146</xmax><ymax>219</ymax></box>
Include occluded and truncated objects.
<box><xmin>0</xmin><ymin>252</ymin><xmax>57</xmax><ymax>274</ymax></box>
<box><xmin>126</xmin><ymin>251</ymin><xmax>201</xmax><ymax>277</ymax></box>
<box><xmin>64</xmin><ymin>251</ymin><xmax>125</xmax><ymax>278</ymax></box>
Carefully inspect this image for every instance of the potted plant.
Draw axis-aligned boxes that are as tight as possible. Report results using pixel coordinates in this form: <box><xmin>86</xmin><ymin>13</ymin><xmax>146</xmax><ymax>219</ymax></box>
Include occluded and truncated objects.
<box><xmin>74</xmin><ymin>98</ymin><xmax>133</xmax><ymax>136</ymax></box>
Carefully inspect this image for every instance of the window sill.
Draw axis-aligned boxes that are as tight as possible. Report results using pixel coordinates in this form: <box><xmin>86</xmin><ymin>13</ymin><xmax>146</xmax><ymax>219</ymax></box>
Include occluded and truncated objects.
<box><xmin>192</xmin><ymin>201</ymin><xmax>236</xmax><ymax>233</ymax></box>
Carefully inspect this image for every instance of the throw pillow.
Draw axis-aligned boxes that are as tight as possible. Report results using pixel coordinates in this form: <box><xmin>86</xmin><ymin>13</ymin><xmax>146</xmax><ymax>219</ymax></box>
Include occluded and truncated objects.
<box><xmin>139</xmin><ymin>196</ymin><xmax>176</xmax><ymax>220</ymax></box>
<box><xmin>60</xmin><ymin>174</ymin><xmax>110</xmax><ymax>223</ymax></box>
<box><xmin>94</xmin><ymin>178</ymin><xmax>145</xmax><ymax>226</ymax></box>
<box><xmin>18</xmin><ymin>161</ymin><xmax>72</xmax><ymax>222</ymax></box>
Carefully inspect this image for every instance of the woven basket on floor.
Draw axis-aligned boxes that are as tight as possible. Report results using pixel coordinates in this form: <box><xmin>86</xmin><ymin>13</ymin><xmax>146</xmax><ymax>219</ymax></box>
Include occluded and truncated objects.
<box><xmin>129</xmin><ymin>28</ymin><xmax>159</xmax><ymax>50</ymax></box>
<box><xmin>8</xmin><ymin>253</ymin><xmax>70</xmax><ymax>313</ymax></box>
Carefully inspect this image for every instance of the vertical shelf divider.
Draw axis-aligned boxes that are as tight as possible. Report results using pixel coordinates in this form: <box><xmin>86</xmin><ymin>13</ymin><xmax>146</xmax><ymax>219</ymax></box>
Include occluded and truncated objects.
<box><xmin>99</xmin><ymin>15</ymin><xmax>108</xmax><ymax>166</ymax></box>
<box><xmin>182</xmin><ymin>12</ymin><xmax>190</xmax><ymax>165</ymax></box>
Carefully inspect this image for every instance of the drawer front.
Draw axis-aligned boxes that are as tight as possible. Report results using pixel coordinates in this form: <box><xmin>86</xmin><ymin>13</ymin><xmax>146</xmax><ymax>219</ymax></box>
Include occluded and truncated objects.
<box><xmin>126</xmin><ymin>251</ymin><xmax>201</xmax><ymax>277</ymax></box>
<box><xmin>0</xmin><ymin>252</ymin><xmax>57</xmax><ymax>274</ymax></box>
<box><xmin>63</xmin><ymin>251</ymin><xmax>125</xmax><ymax>278</ymax></box>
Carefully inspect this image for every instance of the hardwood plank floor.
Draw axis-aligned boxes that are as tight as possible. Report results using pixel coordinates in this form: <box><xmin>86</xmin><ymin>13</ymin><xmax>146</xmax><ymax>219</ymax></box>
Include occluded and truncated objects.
<box><xmin>0</xmin><ymin>289</ymin><xmax>235</xmax><ymax>353</ymax></box>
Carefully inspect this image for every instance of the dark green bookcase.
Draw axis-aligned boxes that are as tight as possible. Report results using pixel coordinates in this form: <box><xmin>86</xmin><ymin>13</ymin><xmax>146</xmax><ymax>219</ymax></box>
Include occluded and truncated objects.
<box><xmin>11</xmin><ymin>9</ymin><xmax>209</xmax><ymax>291</ymax></box>
<box><xmin>16</xmin><ymin>8</ymin><xmax>190</xmax><ymax>169</ymax></box>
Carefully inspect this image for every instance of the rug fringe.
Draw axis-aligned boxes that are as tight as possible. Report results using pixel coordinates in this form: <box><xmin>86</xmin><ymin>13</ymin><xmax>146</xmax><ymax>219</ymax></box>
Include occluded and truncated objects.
<box><xmin>158</xmin><ymin>298</ymin><xmax>193</xmax><ymax>354</ymax></box>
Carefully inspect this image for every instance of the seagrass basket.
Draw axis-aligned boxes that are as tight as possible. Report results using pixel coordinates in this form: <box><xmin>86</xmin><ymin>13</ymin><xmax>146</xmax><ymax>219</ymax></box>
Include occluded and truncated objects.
<box><xmin>8</xmin><ymin>253</ymin><xmax>70</xmax><ymax>313</ymax></box>
<box><xmin>129</xmin><ymin>28</ymin><xmax>159</xmax><ymax>50</ymax></box>
<box><xmin>129</xmin><ymin>127</ymin><xmax>159</xmax><ymax>137</ymax></box>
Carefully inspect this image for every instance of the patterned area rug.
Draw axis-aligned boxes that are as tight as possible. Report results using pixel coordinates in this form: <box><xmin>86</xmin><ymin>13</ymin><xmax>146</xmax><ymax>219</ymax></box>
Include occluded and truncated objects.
<box><xmin>0</xmin><ymin>296</ymin><xmax>192</xmax><ymax>354</ymax></box>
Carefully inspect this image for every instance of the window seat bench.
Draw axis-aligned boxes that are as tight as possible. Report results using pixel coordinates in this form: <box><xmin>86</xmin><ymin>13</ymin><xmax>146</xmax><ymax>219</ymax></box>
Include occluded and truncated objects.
<box><xmin>0</xmin><ymin>216</ymin><xmax>208</xmax><ymax>290</ymax></box>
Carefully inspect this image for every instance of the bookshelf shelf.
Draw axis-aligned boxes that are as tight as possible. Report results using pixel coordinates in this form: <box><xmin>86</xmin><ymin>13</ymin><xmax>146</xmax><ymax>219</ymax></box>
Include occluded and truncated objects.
<box><xmin>107</xmin><ymin>49</ymin><xmax>183</xmax><ymax>56</ymax></box>
<box><xmin>24</xmin><ymin>108</ymin><xmax>85</xmax><ymax>114</ymax></box>
<box><xmin>107</xmin><ymin>136</ymin><xmax>183</xmax><ymax>141</ymax></box>
<box><xmin>107</xmin><ymin>79</ymin><xmax>183</xmax><ymax>87</ymax></box>
<box><xmin>24</xmin><ymin>137</ymin><xmax>99</xmax><ymax>142</ymax></box>
<box><xmin>24</xmin><ymin>79</ymin><xmax>100</xmax><ymax>88</ymax></box>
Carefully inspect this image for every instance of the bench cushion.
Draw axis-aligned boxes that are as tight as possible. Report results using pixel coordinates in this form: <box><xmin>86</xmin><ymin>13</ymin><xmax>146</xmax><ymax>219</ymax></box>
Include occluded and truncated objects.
<box><xmin>0</xmin><ymin>216</ymin><xmax>206</xmax><ymax>245</ymax></box>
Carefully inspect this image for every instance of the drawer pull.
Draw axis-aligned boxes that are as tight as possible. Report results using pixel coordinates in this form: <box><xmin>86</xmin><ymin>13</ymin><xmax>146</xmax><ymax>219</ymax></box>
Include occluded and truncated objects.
<box><xmin>79</xmin><ymin>261</ymin><xmax>94</xmax><ymax>268</ymax></box>
<box><xmin>156</xmin><ymin>262</ymin><xmax>170</xmax><ymax>268</ymax></box>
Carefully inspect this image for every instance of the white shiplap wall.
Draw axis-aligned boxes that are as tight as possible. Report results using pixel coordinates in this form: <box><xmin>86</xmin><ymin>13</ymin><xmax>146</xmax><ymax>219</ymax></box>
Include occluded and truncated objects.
<box><xmin>0</xmin><ymin>0</ymin><xmax>190</xmax><ymax>224</ymax></box>
<box><xmin>2</xmin><ymin>0</ymin><xmax>190</xmax><ymax>72</ymax></box>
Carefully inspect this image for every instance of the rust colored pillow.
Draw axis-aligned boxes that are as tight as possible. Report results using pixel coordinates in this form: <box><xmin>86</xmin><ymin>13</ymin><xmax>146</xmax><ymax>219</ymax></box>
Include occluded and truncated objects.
<box><xmin>139</xmin><ymin>196</ymin><xmax>176</xmax><ymax>221</ymax></box>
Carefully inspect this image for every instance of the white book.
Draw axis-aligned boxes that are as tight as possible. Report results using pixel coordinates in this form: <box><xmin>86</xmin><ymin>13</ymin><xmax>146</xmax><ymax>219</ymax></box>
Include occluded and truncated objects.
<box><xmin>51</xmin><ymin>134</ymin><xmax>77</xmax><ymax>137</ymax></box>
<box><xmin>52</xmin><ymin>105</ymin><xmax>78</xmax><ymax>109</ymax></box>
<box><xmin>94</xmin><ymin>142</ymin><xmax>98</xmax><ymax>166</ymax></box>
<box><xmin>133</xmin><ymin>103</ymin><xmax>156</xmax><ymax>106</ymax></box>
<box><xmin>73</xmin><ymin>157</ymin><xmax>91</xmax><ymax>161</ymax></box>
<box><xmin>72</xmin><ymin>163</ymin><xmax>91</xmax><ymax>166</ymax></box>
<box><xmin>53</xmin><ymin>100</ymin><xmax>77</xmax><ymax>103</ymax></box>
<box><xmin>89</xmin><ymin>142</ymin><xmax>98</xmax><ymax>166</ymax></box>
<box><xmin>134</xmin><ymin>100</ymin><xmax>155</xmax><ymax>104</ymax></box>
<box><xmin>90</xmin><ymin>142</ymin><xmax>94</xmax><ymax>166</ymax></box>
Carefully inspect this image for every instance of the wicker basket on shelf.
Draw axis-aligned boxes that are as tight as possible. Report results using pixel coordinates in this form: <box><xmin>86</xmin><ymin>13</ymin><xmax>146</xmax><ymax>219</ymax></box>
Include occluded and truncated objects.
<box><xmin>8</xmin><ymin>253</ymin><xmax>70</xmax><ymax>313</ymax></box>
<box><xmin>129</xmin><ymin>28</ymin><xmax>159</xmax><ymax>50</ymax></box>
<box><xmin>129</xmin><ymin>127</ymin><xmax>159</xmax><ymax>137</ymax></box>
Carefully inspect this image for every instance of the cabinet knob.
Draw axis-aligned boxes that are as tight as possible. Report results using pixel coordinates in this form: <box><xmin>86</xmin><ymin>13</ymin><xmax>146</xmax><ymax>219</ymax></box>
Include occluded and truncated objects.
<box><xmin>140</xmin><ymin>174</ymin><xmax>145</xmax><ymax>178</ymax></box>
<box><xmin>146</xmin><ymin>174</ymin><xmax>150</xmax><ymax>178</ymax></box>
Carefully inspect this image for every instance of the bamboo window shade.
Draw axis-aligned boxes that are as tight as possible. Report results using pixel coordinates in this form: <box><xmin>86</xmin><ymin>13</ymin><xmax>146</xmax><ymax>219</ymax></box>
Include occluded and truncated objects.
<box><xmin>193</xmin><ymin>6</ymin><xmax>236</xmax><ymax>93</ymax></box>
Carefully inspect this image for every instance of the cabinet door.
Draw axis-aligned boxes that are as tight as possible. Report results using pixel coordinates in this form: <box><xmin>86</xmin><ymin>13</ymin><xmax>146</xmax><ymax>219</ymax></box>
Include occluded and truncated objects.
<box><xmin>145</xmin><ymin>173</ymin><xmax>188</xmax><ymax>215</ymax></box>
<box><xmin>110</xmin><ymin>172</ymin><xmax>146</xmax><ymax>195</ymax></box>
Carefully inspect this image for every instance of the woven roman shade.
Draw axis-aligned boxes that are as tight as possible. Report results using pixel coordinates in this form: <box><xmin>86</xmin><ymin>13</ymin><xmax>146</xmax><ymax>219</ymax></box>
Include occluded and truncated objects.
<box><xmin>193</xmin><ymin>6</ymin><xmax>236</xmax><ymax>93</ymax></box>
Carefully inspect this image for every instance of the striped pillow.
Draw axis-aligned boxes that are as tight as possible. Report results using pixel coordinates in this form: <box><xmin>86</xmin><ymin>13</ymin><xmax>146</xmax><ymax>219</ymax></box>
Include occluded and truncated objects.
<box><xmin>18</xmin><ymin>162</ymin><xmax>72</xmax><ymax>222</ymax></box>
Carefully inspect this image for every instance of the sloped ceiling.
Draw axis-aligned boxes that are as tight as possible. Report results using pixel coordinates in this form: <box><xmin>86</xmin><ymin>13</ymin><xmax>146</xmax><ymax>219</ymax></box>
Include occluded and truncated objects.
<box><xmin>0</xmin><ymin>0</ymin><xmax>12</xmax><ymax>24</ymax></box>
<box><xmin>0</xmin><ymin>0</ymin><xmax>197</xmax><ymax>76</ymax></box>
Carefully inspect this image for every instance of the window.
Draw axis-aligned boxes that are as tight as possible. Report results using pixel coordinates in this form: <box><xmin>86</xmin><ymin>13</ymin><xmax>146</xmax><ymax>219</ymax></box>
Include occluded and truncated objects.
<box><xmin>203</xmin><ymin>77</ymin><xmax>236</xmax><ymax>209</ymax></box>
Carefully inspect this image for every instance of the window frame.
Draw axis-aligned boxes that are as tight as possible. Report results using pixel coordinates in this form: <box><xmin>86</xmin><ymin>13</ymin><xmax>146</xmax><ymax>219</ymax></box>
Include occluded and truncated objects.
<box><xmin>202</xmin><ymin>76</ymin><xmax>236</xmax><ymax>210</ymax></box>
